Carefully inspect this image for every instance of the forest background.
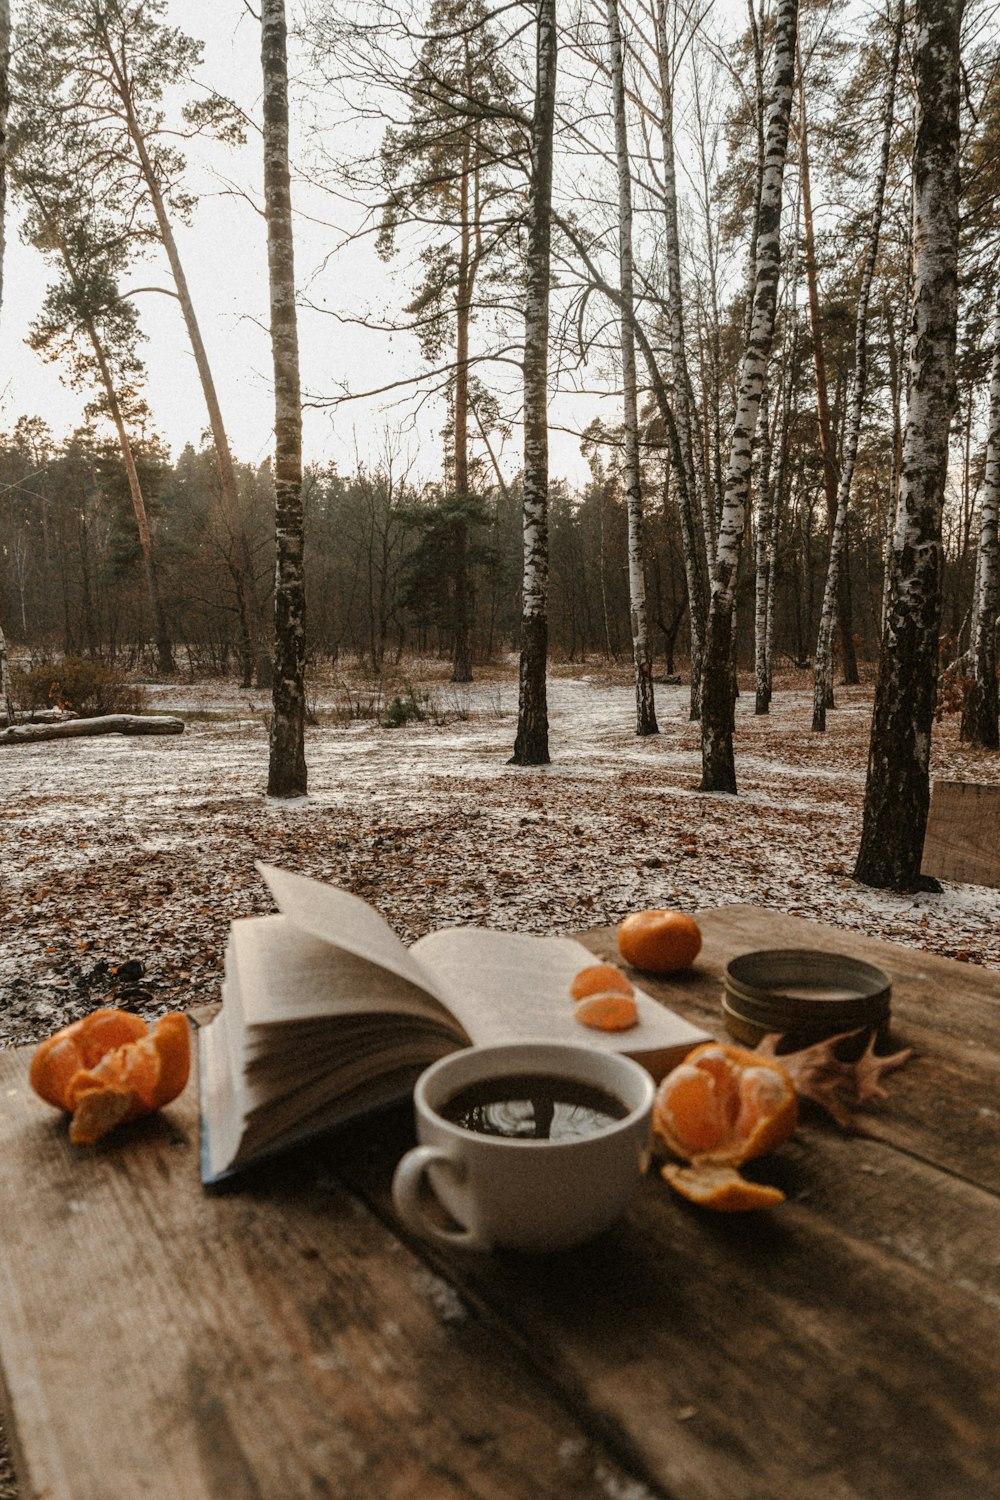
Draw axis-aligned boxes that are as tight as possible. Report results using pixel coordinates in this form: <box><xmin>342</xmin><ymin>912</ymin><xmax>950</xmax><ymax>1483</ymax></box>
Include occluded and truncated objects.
<box><xmin>0</xmin><ymin>0</ymin><xmax>998</xmax><ymax>894</ymax></box>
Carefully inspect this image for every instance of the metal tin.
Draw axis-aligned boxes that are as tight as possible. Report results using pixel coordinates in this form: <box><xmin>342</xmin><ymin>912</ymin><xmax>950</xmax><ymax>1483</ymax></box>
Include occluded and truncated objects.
<box><xmin>722</xmin><ymin>949</ymin><xmax>893</xmax><ymax>1060</ymax></box>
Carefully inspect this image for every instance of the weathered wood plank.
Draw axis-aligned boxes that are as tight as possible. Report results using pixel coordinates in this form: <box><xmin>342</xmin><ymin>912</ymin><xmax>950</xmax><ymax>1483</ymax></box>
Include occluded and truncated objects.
<box><xmin>0</xmin><ymin>1046</ymin><xmax>660</xmax><ymax>1500</ymax></box>
<box><xmin>580</xmin><ymin>907</ymin><xmax>1000</xmax><ymax>1193</ymax></box>
<box><xmin>921</xmin><ymin>779</ymin><xmax>1000</xmax><ymax>888</ymax></box>
<box><xmin>0</xmin><ymin>715</ymin><xmax>183</xmax><ymax>745</ymax></box>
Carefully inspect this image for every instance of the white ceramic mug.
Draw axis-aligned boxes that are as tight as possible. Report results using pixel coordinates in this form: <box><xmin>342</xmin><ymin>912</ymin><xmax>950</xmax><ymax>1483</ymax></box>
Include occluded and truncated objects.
<box><xmin>391</xmin><ymin>1042</ymin><xmax>655</xmax><ymax>1252</ymax></box>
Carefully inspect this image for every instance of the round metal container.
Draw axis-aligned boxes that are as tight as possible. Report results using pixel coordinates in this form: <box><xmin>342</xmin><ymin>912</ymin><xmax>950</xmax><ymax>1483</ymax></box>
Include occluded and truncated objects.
<box><xmin>722</xmin><ymin>949</ymin><xmax>892</xmax><ymax>1060</ymax></box>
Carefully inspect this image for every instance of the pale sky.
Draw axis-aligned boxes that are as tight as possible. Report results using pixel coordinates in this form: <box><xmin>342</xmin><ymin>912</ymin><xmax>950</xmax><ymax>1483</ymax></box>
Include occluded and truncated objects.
<box><xmin>0</xmin><ymin>0</ymin><xmax>597</xmax><ymax>487</ymax></box>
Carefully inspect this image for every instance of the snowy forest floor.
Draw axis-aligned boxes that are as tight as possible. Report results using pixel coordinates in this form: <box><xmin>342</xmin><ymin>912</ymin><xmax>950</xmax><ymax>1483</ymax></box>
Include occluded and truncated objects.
<box><xmin>2</xmin><ymin>657</ymin><xmax>999</xmax><ymax>1055</ymax></box>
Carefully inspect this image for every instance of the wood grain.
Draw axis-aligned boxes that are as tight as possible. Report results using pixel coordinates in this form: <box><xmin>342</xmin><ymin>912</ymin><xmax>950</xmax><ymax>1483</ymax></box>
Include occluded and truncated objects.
<box><xmin>921</xmin><ymin>778</ymin><xmax>1000</xmax><ymax>888</ymax></box>
<box><xmin>0</xmin><ymin>1047</ymin><xmax>662</xmax><ymax>1500</ymax></box>
<box><xmin>2</xmin><ymin>907</ymin><xmax>999</xmax><ymax>1500</ymax></box>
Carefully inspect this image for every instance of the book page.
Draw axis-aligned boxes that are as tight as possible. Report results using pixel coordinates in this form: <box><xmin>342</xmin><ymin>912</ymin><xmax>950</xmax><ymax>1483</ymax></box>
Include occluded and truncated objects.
<box><xmin>411</xmin><ymin>926</ymin><xmax>709</xmax><ymax>1078</ymax></box>
<box><xmin>232</xmin><ymin>914</ymin><xmax>465</xmax><ymax>1036</ymax></box>
<box><xmin>257</xmin><ymin>862</ymin><xmax>447</xmax><ymax>1003</ymax></box>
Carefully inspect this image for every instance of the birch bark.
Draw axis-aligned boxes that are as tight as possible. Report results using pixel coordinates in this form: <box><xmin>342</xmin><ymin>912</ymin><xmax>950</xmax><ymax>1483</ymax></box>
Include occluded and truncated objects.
<box><xmin>700</xmin><ymin>0</ymin><xmax>799</xmax><ymax>793</ymax></box>
<box><xmin>607</xmin><ymin>0</ymin><xmax>656</xmax><ymax>736</ymax></box>
<box><xmin>0</xmin><ymin>0</ymin><xmax>7</xmax><ymax>318</ymax></box>
<box><xmin>961</xmin><ymin>294</ymin><xmax>1000</xmax><ymax>749</ymax></box>
<box><xmin>812</xmin><ymin>0</ymin><xmax>903</xmax><ymax>732</ymax></box>
<box><xmin>511</xmin><ymin>0</ymin><xmax>556</xmax><ymax>766</ymax></box>
<box><xmin>654</xmin><ymin>0</ymin><xmax>707</xmax><ymax>720</ymax></box>
<box><xmin>262</xmin><ymin>0</ymin><xmax>307</xmax><ymax>798</ymax></box>
<box><xmin>854</xmin><ymin>0</ymin><xmax>964</xmax><ymax>890</ymax></box>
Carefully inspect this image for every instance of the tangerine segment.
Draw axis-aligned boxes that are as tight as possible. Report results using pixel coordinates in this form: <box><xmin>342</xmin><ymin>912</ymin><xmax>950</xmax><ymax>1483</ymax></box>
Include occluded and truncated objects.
<box><xmin>661</xmin><ymin>1160</ymin><xmax>786</xmax><ymax>1212</ymax></box>
<box><xmin>29</xmin><ymin>1009</ymin><xmax>191</xmax><ymax>1144</ymax></box>
<box><xmin>653</xmin><ymin>1042</ymin><xmax>797</xmax><ymax>1167</ymax></box>
<box><xmin>569</xmin><ymin>964</ymin><xmax>634</xmax><ymax>1002</ymax></box>
<box><xmin>617</xmin><ymin>910</ymin><xmax>702</xmax><ymax>974</ymax></box>
<box><xmin>574</xmin><ymin>994</ymin><xmax>639</xmax><ymax>1032</ymax></box>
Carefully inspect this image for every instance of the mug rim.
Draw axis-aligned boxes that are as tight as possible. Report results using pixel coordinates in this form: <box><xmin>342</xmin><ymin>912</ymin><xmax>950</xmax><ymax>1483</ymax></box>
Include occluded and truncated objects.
<box><xmin>414</xmin><ymin>1041</ymin><xmax>655</xmax><ymax>1150</ymax></box>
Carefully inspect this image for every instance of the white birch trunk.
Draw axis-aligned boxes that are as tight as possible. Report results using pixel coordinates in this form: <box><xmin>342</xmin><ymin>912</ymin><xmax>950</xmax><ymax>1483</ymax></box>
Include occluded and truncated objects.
<box><xmin>855</xmin><ymin>0</ymin><xmax>964</xmax><ymax>890</ymax></box>
<box><xmin>262</xmin><ymin>0</ymin><xmax>307</xmax><ymax>797</ymax></box>
<box><xmin>812</xmin><ymin>0</ymin><xmax>903</xmax><ymax>732</ymax></box>
<box><xmin>754</xmin><ymin>370</ymin><xmax>774</xmax><ymax>714</ymax></box>
<box><xmin>511</xmin><ymin>0</ymin><xmax>556</xmax><ymax>766</ymax></box>
<box><xmin>961</xmin><ymin>294</ymin><xmax>1000</xmax><ymax>749</ymax></box>
<box><xmin>654</xmin><ymin>0</ymin><xmax>708</xmax><ymax>719</ymax></box>
<box><xmin>0</xmin><ymin>616</ymin><xmax>12</xmax><ymax>725</ymax></box>
<box><xmin>607</xmin><ymin>0</ymin><xmax>657</xmax><ymax>736</ymax></box>
<box><xmin>0</xmin><ymin>0</ymin><xmax>8</xmax><ymax>321</ymax></box>
<box><xmin>700</xmin><ymin>0</ymin><xmax>799</xmax><ymax>792</ymax></box>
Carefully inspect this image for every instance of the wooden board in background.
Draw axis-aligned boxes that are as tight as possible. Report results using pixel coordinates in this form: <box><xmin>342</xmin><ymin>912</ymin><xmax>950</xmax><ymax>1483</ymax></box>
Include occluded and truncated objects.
<box><xmin>921</xmin><ymin>779</ymin><xmax>1000</xmax><ymax>889</ymax></box>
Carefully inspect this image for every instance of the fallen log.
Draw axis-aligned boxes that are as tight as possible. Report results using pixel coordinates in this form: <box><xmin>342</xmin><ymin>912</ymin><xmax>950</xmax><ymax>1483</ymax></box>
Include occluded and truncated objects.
<box><xmin>0</xmin><ymin>715</ymin><xmax>184</xmax><ymax>746</ymax></box>
<box><xmin>0</xmin><ymin>709</ymin><xmax>80</xmax><ymax>728</ymax></box>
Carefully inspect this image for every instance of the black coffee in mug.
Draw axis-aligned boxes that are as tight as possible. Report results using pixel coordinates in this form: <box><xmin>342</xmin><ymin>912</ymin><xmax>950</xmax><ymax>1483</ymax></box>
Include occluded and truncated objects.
<box><xmin>439</xmin><ymin>1072</ymin><xmax>629</xmax><ymax>1141</ymax></box>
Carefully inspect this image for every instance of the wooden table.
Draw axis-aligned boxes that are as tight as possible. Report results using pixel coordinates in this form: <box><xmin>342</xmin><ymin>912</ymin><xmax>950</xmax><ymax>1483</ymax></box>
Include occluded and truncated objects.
<box><xmin>1</xmin><ymin>905</ymin><xmax>999</xmax><ymax>1500</ymax></box>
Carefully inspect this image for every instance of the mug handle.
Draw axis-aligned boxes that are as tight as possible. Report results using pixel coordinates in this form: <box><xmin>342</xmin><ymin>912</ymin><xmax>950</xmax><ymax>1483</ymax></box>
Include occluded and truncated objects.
<box><xmin>391</xmin><ymin>1145</ymin><xmax>488</xmax><ymax>1250</ymax></box>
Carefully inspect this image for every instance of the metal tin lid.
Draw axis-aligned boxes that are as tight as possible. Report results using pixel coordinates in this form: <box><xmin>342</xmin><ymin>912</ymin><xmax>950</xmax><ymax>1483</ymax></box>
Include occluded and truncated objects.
<box><xmin>724</xmin><ymin>949</ymin><xmax>891</xmax><ymax>1024</ymax></box>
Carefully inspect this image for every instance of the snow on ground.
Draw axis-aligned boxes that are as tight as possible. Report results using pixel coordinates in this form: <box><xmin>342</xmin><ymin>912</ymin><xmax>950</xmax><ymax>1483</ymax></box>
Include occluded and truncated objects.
<box><xmin>1</xmin><ymin>661</ymin><xmax>998</xmax><ymax>1050</ymax></box>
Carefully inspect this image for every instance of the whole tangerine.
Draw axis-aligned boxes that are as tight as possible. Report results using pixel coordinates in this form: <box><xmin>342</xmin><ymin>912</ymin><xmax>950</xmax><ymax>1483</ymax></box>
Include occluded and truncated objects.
<box><xmin>617</xmin><ymin>909</ymin><xmax>702</xmax><ymax>973</ymax></box>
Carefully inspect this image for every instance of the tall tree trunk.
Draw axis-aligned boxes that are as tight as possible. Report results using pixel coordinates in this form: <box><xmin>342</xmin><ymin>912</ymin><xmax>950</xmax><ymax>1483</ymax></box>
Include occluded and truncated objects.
<box><xmin>262</xmin><ymin>0</ymin><xmax>307</xmax><ymax>798</ymax></box>
<box><xmin>0</xmin><ymin>0</ymin><xmax>8</xmax><ymax>320</ymax></box>
<box><xmin>961</xmin><ymin>293</ymin><xmax>1000</xmax><ymax>750</ymax></box>
<box><xmin>451</xmin><ymin>56</ymin><xmax>475</xmax><ymax>685</ymax></box>
<box><xmin>607</xmin><ymin>0</ymin><xmax>657</xmax><ymax>736</ymax></box>
<box><xmin>654</xmin><ymin>0</ymin><xmax>707</xmax><ymax>718</ymax></box>
<box><xmin>798</xmin><ymin>46</ymin><xmax>859</xmax><ymax>692</ymax></box>
<box><xmin>754</xmin><ymin>370</ymin><xmax>774</xmax><ymax>714</ymax></box>
<box><xmin>700</xmin><ymin>0</ymin><xmax>799</xmax><ymax>793</ymax></box>
<box><xmin>94</xmin><ymin>18</ymin><xmax>269</xmax><ymax>690</ymax></box>
<box><xmin>812</xmin><ymin>0</ymin><xmax>903</xmax><ymax>731</ymax></box>
<box><xmin>854</xmin><ymin>0</ymin><xmax>964</xmax><ymax>890</ymax></box>
<box><xmin>511</xmin><ymin>0</ymin><xmax>556</xmax><ymax>766</ymax></box>
<box><xmin>0</xmin><ymin>0</ymin><xmax>8</xmax><ymax>708</ymax></box>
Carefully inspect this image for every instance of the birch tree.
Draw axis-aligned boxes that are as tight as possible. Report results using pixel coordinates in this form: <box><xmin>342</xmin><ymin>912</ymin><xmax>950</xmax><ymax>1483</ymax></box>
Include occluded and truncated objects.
<box><xmin>262</xmin><ymin>0</ymin><xmax>307</xmax><ymax>798</ymax></box>
<box><xmin>0</xmin><ymin>0</ymin><xmax>7</xmax><ymax>319</ymax></box>
<box><xmin>961</xmin><ymin>294</ymin><xmax>1000</xmax><ymax>750</ymax></box>
<box><xmin>812</xmin><ymin>0</ymin><xmax>903</xmax><ymax>732</ymax></box>
<box><xmin>854</xmin><ymin>0</ymin><xmax>964</xmax><ymax>890</ymax></box>
<box><xmin>511</xmin><ymin>0</ymin><xmax>556</xmax><ymax>766</ymax></box>
<box><xmin>700</xmin><ymin>0</ymin><xmax>799</xmax><ymax>794</ymax></box>
<box><xmin>653</xmin><ymin>0</ymin><xmax>708</xmax><ymax>719</ymax></box>
<box><xmin>607</xmin><ymin>0</ymin><xmax>656</xmax><ymax>736</ymax></box>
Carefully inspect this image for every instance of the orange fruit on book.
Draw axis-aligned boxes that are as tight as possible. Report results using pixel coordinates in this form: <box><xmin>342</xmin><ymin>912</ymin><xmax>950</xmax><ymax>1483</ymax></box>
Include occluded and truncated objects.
<box><xmin>29</xmin><ymin>1008</ymin><xmax>191</xmax><ymax>1145</ymax></box>
<box><xmin>574</xmin><ymin>993</ymin><xmax>639</xmax><ymax>1032</ymax></box>
<box><xmin>617</xmin><ymin>910</ymin><xmax>702</xmax><ymax>973</ymax></box>
<box><xmin>653</xmin><ymin>1042</ymin><xmax>797</xmax><ymax>1211</ymax></box>
<box><xmin>569</xmin><ymin>964</ymin><xmax>634</xmax><ymax>1001</ymax></box>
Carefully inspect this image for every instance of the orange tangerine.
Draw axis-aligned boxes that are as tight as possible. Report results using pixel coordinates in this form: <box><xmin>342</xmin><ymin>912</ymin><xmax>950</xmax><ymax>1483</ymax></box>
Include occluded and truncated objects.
<box><xmin>569</xmin><ymin>964</ymin><xmax>634</xmax><ymax>1002</ymax></box>
<box><xmin>29</xmin><ymin>1009</ymin><xmax>191</xmax><ymax>1145</ymax></box>
<box><xmin>653</xmin><ymin>1042</ymin><xmax>797</xmax><ymax>1211</ymax></box>
<box><xmin>617</xmin><ymin>910</ymin><xmax>702</xmax><ymax>973</ymax></box>
<box><xmin>574</xmin><ymin>994</ymin><xmax>639</xmax><ymax>1032</ymax></box>
<box><xmin>660</xmin><ymin>1162</ymin><xmax>786</xmax><ymax>1212</ymax></box>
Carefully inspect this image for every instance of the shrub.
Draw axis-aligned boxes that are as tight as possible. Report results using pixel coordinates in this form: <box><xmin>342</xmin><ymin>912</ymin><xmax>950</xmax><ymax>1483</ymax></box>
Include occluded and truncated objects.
<box><xmin>382</xmin><ymin>688</ymin><xmax>429</xmax><ymax>728</ymax></box>
<box><xmin>13</xmin><ymin>658</ymin><xmax>148</xmax><ymax>717</ymax></box>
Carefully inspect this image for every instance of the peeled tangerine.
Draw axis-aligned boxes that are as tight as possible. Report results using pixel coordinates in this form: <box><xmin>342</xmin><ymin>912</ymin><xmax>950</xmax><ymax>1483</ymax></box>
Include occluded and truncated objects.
<box><xmin>29</xmin><ymin>1008</ymin><xmax>191</xmax><ymax>1145</ymax></box>
<box><xmin>653</xmin><ymin>1042</ymin><xmax>797</xmax><ymax>1211</ymax></box>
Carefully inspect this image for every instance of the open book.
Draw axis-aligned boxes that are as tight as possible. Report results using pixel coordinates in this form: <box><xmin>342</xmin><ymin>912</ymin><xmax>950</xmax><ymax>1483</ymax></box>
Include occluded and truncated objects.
<box><xmin>199</xmin><ymin>864</ymin><xmax>710</xmax><ymax>1185</ymax></box>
